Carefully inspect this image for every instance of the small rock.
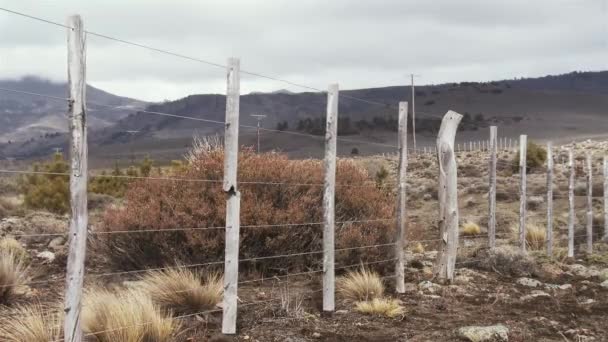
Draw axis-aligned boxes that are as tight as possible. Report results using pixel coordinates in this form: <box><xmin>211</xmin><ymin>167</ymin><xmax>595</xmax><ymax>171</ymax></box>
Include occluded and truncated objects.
<box><xmin>457</xmin><ymin>324</ymin><xmax>509</xmax><ymax>342</ymax></box>
<box><xmin>516</xmin><ymin>277</ymin><xmax>542</xmax><ymax>288</ymax></box>
<box><xmin>568</xmin><ymin>264</ymin><xmax>600</xmax><ymax>278</ymax></box>
<box><xmin>520</xmin><ymin>290</ymin><xmax>550</xmax><ymax>301</ymax></box>
<box><xmin>48</xmin><ymin>236</ymin><xmax>66</xmax><ymax>250</ymax></box>
<box><xmin>36</xmin><ymin>250</ymin><xmax>55</xmax><ymax>263</ymax></box>
<box><xmin>423</xmin><ymin>193</ymin><xmax>432</xmax><ymax>200</ymax></box>
<box><xmin>544</xmin><ymin>283</ymin><xmax>572</xmax><ymax>291</ymax></box>
<box><xmin>418</xmin><ymin>280</ymin><xmax>441</xmax><ymax>293</ymax></box>
<box><xmin>335</xmin><ymin>310</ymin><xmax>348</xmax><ymax>315</ymax></box>
<box><xmin>600</xmin><ymin>280</ymin><xmax>608</xmax><ymax>289</ymax></box>
<box><xmin>580</xmin><ymin>298</ymin><xmax>596</xmax><ymax>305</ymax></box>
<box><xmin>312</xmin><ymin>332</ymin><xmax>321</xmax><ymax>339</ymax></box>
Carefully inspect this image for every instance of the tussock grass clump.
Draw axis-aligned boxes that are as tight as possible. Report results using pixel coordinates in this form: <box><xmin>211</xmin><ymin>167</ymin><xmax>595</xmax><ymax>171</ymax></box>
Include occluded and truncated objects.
<box><xmin>0</xmin><ymin>304</ymin><xmax>63</xmax><ymax>341</ymax></box>
<box><xmin>355</xmin><ymin>298</ymin><xmax>405</xmax><ymax>318</ymax></box>
<box><xmin>412</xmin><ymin>242</ymin><xmax>425</xmax><ymax>254</ymax></box>
<box><xmin>139</xmin><ymin>268</ymin><xmax>223</xmax><ymax>314</ymax></box>
<box><xmin>82</xmin><ymin>289</ymin><xmax>179</xmax><ymax>342</ymax></box>
<box><xmin>461</xmin><ymin>222</ymin><xmax>481</xmax><ymax>236</ymax></box>
<box><xmin>337</xmin><ymin>268</ymin><xmax>384</xmax><ymax>301</ymax></box>
<box><xmin>0</xmin><ymin>238</ymin><xmax>28</xmax><ymax>261</ymax></box>
<box><xmin>0</xmin><ymin>251</ymin><xmax>29</xmax><ymax>304</ymax></box>
<box><xmin>526</xmin><ymin>225</ymin><xmax>546</xmax><ymax>250</ymax></box>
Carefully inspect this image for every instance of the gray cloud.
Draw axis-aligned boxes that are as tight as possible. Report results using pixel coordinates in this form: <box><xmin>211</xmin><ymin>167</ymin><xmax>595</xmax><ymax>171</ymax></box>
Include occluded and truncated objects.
<box><xmin>0</xmin><ymin>0</ymin><xmax>606</xmax><ymax>101</ymax></box>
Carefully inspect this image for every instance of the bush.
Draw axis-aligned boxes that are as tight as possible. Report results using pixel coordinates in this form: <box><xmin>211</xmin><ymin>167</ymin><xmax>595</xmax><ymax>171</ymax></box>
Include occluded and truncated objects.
<box><xmin>0</xmin><ymin>251</ymin><xmax>29</xmax><ymax>304</ymax></box>
<box><xmin>100</xmin><ymin>144</ymin><xmax>394</xmax><ymax>271</ymax></box>
<box><xmin>337</xmin><ymin>268</ymin><xmax>384</xmax><ymax>301</ymax></box>
<box><xmin>513</xmin><ymin>141</ymin><xmax>547</xmax><ymax>172</ymax></box>
<box><xmin>0</xmin><ymin>304</ymin><xmax>63</xmax><ymax>341</ymax></box>
<box><xmin>82</xmin><ymin>289</ymin><xmax>179</xmax><ymax>342</ymax></box>
<box><xmin>355</xmin><ymin>298</ymin><xmax>404</xmax><ymax>318</ymax></box>
<box><xmin>90</xmin><ymin>158</ymin><xmax>154</xmax><ymax>197</ymax></box>
<box><xmin>474</xmin><ymin>246</ymin><xmax>538</xmax><ymax>277</ymax></box>
<box><xmin>139</xmin><ymin>268</ymin><xmax>222</xmax><ymax>315</ymax></box>
<box><xmin>20</xmin><ymin>153</ymin><xmax>69</xmax><ymax>214</ymax></box>
<box><xmin>461</xmin><ymin>222</ymin><xmax>481</xmax><ymax>236</ymax></box>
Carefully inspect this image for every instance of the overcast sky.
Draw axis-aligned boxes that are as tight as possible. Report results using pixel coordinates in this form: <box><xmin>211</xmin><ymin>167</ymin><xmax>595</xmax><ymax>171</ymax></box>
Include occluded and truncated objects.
<box><xmin>0</xmin><ymin>0</ymin><xmax>606</xmax><ymax>102</ymax></box>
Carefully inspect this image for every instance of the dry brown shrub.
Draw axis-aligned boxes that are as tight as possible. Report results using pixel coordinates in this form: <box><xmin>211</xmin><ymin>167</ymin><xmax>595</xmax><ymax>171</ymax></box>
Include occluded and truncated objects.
<box><xmin>100</xmin><ymin>145</ymin><xmax>394</xmax><ymax>272</ymax></box>
<box><xmin>0</xmin><ymin>304</ymin><xmax>63</xmax><ymax>341</ymax></box>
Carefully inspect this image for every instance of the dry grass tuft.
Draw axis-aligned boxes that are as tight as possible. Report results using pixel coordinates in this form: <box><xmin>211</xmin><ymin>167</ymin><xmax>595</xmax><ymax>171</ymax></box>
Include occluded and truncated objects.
<box><xmin>139</xmin><ymin>268</ymin><xmax>223</xmax><ymax>314</ymax></box>
<box><xmin>0</xmin><ymin>304</ymin><xmax>63</xmax><ymax>341</ymax></box>
<box><xmin>412</xmin><ymin>242</ymin><xmax>425</xmax><ymax>254</ymax></box>
<box><xmin>526</xmin><ymin>225</ymin><xmax>546</xmax><ymax>250</ymax></box>
<box><xmin>82</xmin><ymin>289</ymin><xmax>179</xmax><ymax>342</ymax></box>
<box><xmin>461</xmin><ymin>222</ymin><xmax>481</xmax><ymax>236</ymax></box>
<box><xmin>337</xmin><ymin>268</ymin><xmax>384</xmax><ymax>301</ymax></box>
<box><xmin>355</xmin><ymin>298</ymin><xmax>405</xmax><ymax>318</ymax></box>
<box><xmin>0</xmin><ymin>251</ymin><xmax>29</xmax><ymax>304</ymax></box>
<box><xmin>0</xmin><ymin>238</ymin><xmax>28</xmax><ymax>261</ymax></box>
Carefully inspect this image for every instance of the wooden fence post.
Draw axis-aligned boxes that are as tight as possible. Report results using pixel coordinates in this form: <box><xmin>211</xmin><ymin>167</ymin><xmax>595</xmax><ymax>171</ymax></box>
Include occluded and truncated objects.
<box><xmin>434</xmin><ymin>110</ymin><xmax>463</xmax><ymax>281</ymax></box>
<box><xmin>488</xmin><ymin>126</ymin><xmax>497</xmax><ymax>249</ymax></box>
<box><xmin>604</xmin><ymin>156</ymin><xmax>608</xmax><ymax>241</ymax></box>
<box><xmin>395</xmin><ymin>101</ymin><xmax>408</xmax><ymax>293</ymax></box>
<box><xmin>546</xmin><ymin>142</ymin><xmax>553</xmax><ymax>256</ymax></box>
<box><xmin>323</xmin><ymin>83</ymin><xmax>339</xmax><ymax>312</ymax></box>
<box><xmin>469</xmin><ymin>141</ymin><xmax>473</xmax><ymax>152</ymax></box>
<box><xmin>586</xmin><ymin>153</ymin><xmax>593</xmax><ymax>253</ymax></box>
<box><xmin>64</xmin><ymin>15</ymin><xmax>88</xmax><ymax>342</ymax></box>
<box><xmin>221</xmin><ymin>57</ymin><xmax>241</xmax><ymax>334</ymax></box>
<box><xmin>519</xmin><ymin>135</ymin><xmax>527</xmax><ymax>252</ymax></box>
<box><xmin>568</xmin><ymin>149</ymin><xmax>575</xmax><ymax>257</ymax></box>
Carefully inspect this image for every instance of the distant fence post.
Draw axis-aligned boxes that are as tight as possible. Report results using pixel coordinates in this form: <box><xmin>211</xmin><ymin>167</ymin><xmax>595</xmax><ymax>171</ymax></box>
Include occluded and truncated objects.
<box><xmin>395</xmin><ymin>101</ymin><xmax>408</xmax><ymax>293</ymax></box>
<box><xmin>546</xmin><ymin>142</ymin><xmax>553</xmax><ymax>256</ymax></box>
<box><xmin>488</xmin><ymin>126</ymin><xmax>497</xmax><ymax>249</ymax></box>
<box><xmin>568</xmin><ymin>148</ymin><xmax>575</xmax><ymax>257</ymax></box>
<box><xmin>519</xmin><ymin>135</ymin><xmax>527</xmax><ymax>252</ymax></box>
<box><xmin>434</xmin><ymin>110</ymin><xmax>463</xmax><ymax>281</ymax></box>
<box><xmin>221</xmin><ymin>57</ymin><xmax>241</xmax><ymax>335</ymax></box>
<box><xmin>586</xmin><ymin>153</ymin><xmax>593</xmax><ymax>253</ymax></box>
<box><xmin>469</xmin><ymin>141</ymin><xmax>473</xmax><ymax>152</ymax></box>
<box><xmin>323</xmin><ymin>83</ymin><xmax>339</xmax><ymax>312</ymax></box>
<box><xmin>604</xmin><ymin>156</ymin><xmax>608</xmax><ymax>241</ymax></box>
<box><xmin>64</xmin><ymin>15</ymin><xmax>88</xmax><ymax>342</ymax></box>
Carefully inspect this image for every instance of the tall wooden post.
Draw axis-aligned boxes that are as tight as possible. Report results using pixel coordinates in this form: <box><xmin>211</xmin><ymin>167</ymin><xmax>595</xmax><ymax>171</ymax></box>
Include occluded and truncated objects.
<box><xmin>323</xmin><ymin>84</ymin><xmax>339</xmax><ymax>312</ymax></box>
<box><xmin>604</xmin><ymin>156</ymin><xmax>608</xmax><ymax>241</ymax></box>
<box><xmin>395</xmin><ymin>102</ymin><xmax>408</xmax><ymax>293</ymax></box>
<box><xmin>222</xmin><ymin>57</ymin><xmax>241</xmax><ymax>334</ymax></box>
<box><xmin>434</xmin><ymin>111</ymin><xmax>463</xmax><ymax>281</ymax></box>
<box><xmin>568</xmin><ymin>149</ymin><xmax>575</xmax><ymax>257</ymax></box>
<box><xmin>519</xmin><ymin>135</ymin><xmax>527</xmax><ymax>252</ymax></box>
<box><xmin>64</xmin><ymin>15</ymin><xmax>88</xmax><ymax>342</ymax></box>
<box><xmin>586</xmin><ymin>153</ymin><xmax>593</xmax><ymax>253</ymax></box>
<box><xmin>546</xmin><ymin>142</ymin><xmax>554</xmax><ymax>256</ymax></box>
<box><xmin>488</xmin><ymin>126</ymin><xmax>497</xmax><ymax>249</ymax></box>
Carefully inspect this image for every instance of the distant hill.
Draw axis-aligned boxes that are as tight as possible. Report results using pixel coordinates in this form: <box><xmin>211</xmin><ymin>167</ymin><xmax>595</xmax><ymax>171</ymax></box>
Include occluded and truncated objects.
<box><xmin>2</xmin><ymin>71</ymin><xmax>608</xmax><ymax>163</ymax></box>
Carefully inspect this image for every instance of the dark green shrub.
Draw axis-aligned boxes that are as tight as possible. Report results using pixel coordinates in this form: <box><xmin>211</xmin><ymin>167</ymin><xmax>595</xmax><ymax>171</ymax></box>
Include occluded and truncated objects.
<box><xmin>20</xmin><ymin>153</ymin><xmax>69</xmax><ymax>214</ymax></box>
<box><xmin>512</xmin><ymin>141</ymin><xmax>547</xmax><ymax>172</ymax></box>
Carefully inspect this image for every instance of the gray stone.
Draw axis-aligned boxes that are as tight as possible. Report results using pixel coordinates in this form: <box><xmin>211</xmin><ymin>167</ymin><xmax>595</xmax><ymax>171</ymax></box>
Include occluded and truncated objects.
<box><xmin>516</xmin><ymin>277</ymin><xmax>542</xmax><ymax>288</ymax></box>
<box><xmin>568</xmin><ymin>264</ymin><xmax>600</xmax><ymax>278</ymax></box>
<box><xmin>600</xmin><ymin>280</ymin><xmax>608</xmax><ymax>289</ymax></box>
<box><xmin>599</xmin><ymin>268</ymin><xmax>608</xmax><ymax>282</ymax></box>
<box><xmin>418</xmin><ymin>280</ymin><xmax>441</xmax><ymax>293</ymax></box>
<box><xmin>36</xmin><ymin>250</ymin><xmax>55</xmax><ymax>263</ymax></box>
<box><xmin>48</xmin><ymin>236</ymin><xmax>66</xmax><ymax>250</ymax></box>
<box><xmin>520</xmin><ymin>290</ymin><xmax>550</xmax><ymax>301</ymax></box>
<box><xmin>457</xmin><ymin>324</ymin><xmax>509</xmax><ymax>342</ymax></box>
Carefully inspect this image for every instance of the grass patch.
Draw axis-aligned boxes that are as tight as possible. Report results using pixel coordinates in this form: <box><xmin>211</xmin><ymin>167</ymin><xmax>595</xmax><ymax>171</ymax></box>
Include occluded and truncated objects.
<box><xmin>337</xmin><ymin>268</ymin><xmax>384</xmax><ymax>301</ymax></box>
<box><xmin>0</xmin><ymin>251</ymin><xmax>29</xmax><ymax>304</ymax></box>
<box><xmin>355</xmin><ymin>298</ymin><xmax>405</xmax><ymax>318</ymax></box>
<box><xmin>526</xmin><ymin>225</ymin><xmax>546</xmax><ymax>250</ymax></box>
<box><xmin>0</xmin><ymin>238</ymin><xmax>28</xmax><ymax>261</ymax></box>
<box><xmin>0</xmin><ymin>304</ymin><xmax>63</xmax><ymax>341</ymax></box>
<box><xmin>461</xmin><ymin>222</ymin><xmax>481</xmax><ymax>236</ymax></box>
<box><xmin>139</xmin><ymin>268</ymin><xmax>223</xmax><ymax>315</ymax></box>
<box><xmin>82</xmin><ymin>289</ymin><xmax>179</xmax><ymax>342</ymax></box>
<box><xmin>411</xmin><ymin>242</ymin><xmax>425</xmax><ymax>254</ymax></box>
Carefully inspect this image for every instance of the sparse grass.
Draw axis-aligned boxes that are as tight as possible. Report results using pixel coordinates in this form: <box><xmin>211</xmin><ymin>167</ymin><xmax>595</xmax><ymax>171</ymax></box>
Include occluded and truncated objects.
<box><xmin>412</xmin><ymin>242</ymin><xmax>425</xmax><ymax>254</ymax></box>
<box><xmin>0</xmin><ymin>237</ymin><xmax>28</xmax><ymax>261</ymax></box>
<box><xmin>275</xmin><ymin>285</ymin><xmax>305</xmax><ymax>318</ymax></box>
<box><xmin>355</xmin><ymin>298</ymin><xmax>405</xmax><ymax>318</ymax></box>
<box><xmin>139</xmin><ymin>268</ymin><xmax>223</xmax><ymax>315</ymax></box>
<box><xmin>337</xmin><ymin>268</ymin><xmax>384</xmax><ymax>301</ymax></box>
<box><xmin>526</xmin><ymin>225</ymin><xmax>546</xmax><ymax>250</ymax></box>
<box><xmin>461</xmin><ymin>222</ymin><xmax>481</xmax><ymax>236</ymax></box>
<box><xmin>0</xmin><ymin>304</ymin><xmax>63</xmax><ymax>341</ymax></box>
<box><xmin>82</xmin><ymin>289</ymin><xmax>179</xmax><ymax>342</ymax></box>
<box><xmin>0</xmin><ymin>251</ymin><xmax>29</xmax><ymax>304</ymax></box>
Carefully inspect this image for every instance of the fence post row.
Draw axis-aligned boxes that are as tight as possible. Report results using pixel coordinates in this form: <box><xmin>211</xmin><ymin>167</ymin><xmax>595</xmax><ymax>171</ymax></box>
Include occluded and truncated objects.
<box><xmin>519</xmin><ymin>135</ymin><xmax>527</xmax><ymax>252</ymax></box>
<box><xmin>488</xmin><ymin>126</ymin><xmax>497</xmax><ymax>249</ymax></box>
<box><xmin>546</xmin><ymin>142</ymin><xmax>553</xmax><ymax>256</ymax></box>
<box><xmin>434</xmin><ymin>110</ymin><xmax>463</xmax><ymax>281</ymax></box>
<box><xmin>568</xmin><ymin>148</ymin><xmax>575</xmax><ymax>257</ymax></box>
<box><xmin>323</xmin><ymin>84</ymin><xmax>339</xmax><ymax>312</ymax></box>
<box><xmin>586</xmin><ymin>153</ymin><xmax>593</xmax><ymax>253</ymax></box>
<box><xmin>221</xmin><ymin>57</ymin><xmax>241</xmax><ymax>335</ymax></box>
<box><xmin>64</xmin><ymin>14</ymin><xmax>88</xmax><ymax>342</ymax></box>
<box><xmin>395</xmin><ymin>102</ymin><xmax>408</xmax><ymax>293</ymax></box>
<box><xmin>604</xmin><ymin>156</ymin><xmax>608</xmax><ymax>241</ymax></box>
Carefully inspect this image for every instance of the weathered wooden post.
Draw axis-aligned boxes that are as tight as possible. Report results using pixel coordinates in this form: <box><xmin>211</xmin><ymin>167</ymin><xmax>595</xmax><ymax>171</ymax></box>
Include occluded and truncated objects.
<box><xmin>395</xmin><ymin>101</ymin><xmax>408</xmax><ymax>293</ymax></box>
<box><xmin>488</xmin><ymin>126</ymin><xmax>497</xmax><ymax>249</ymax></box>
<box><xmin>586</xmin><ymin>153</ymin><xmax>593</xmax><ymax>253</ymax></box>
<box><xmin>222</xmin><ymin>57</ymin><xmax>241</xmax><ymax>334</ymax></box>
<box><xmin>519</xmin><ymin>135</ymin><xmax>527</xmax><ymax>252</ymax></box>
<box><xmin>604</xmin><ymin>156</ymin><xmax>608</xmax><ymax>241</ymax></box>
<box><xmin>64</xmin><ymin>15</ymin><xmax>88</xmax><ymax>342</ymax></box>
<box><xmin>323</xmin><ymin>83</ymin><xmax>339</xmax><ymax>312</ymax></box>
<box><xmin>434</xmin><ymin>110</ymin><xmax>463</xmax><ymax>281</ymax></box>
<box><xmin>469</xmin><ymin>141</ymin><xmax>473</xmax><ymax>152</ymax></box>
<box><xmin>546</xmin><ymin>142</ymin><xmax>554</xmax><ymax>256</ymax></box>
<box><xmin>568</xmin><ymin>149</ymin><xmax>575</xmax><ymax>257</ymax></box>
